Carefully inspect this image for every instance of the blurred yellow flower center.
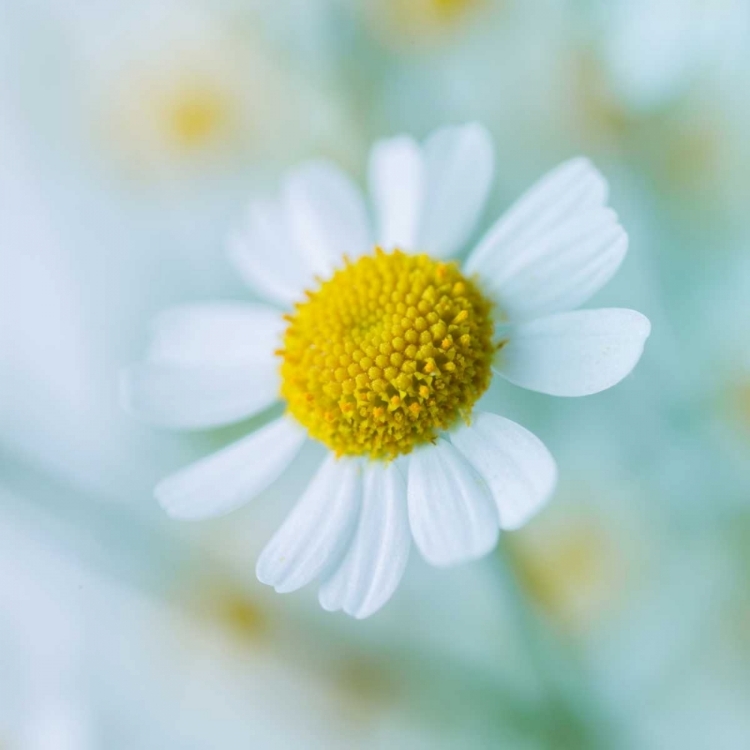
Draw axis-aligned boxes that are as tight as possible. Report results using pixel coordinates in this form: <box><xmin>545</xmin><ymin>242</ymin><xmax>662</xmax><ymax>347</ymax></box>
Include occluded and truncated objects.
<box><xmin>385</xmin><ymin>0</ymin><xmax>481</xmax><ymax>31</ymax></box>
<box><xmin>279</xmin><ymin>249</ymin><xmax>495</xmax><ymax>459</ymax></box>
<box><xmin>431</xmin><ymin>0</ymin><xmax>478</xmax><ymax>20</ymax></box>
<box><xmin>165</xmin><ymin>85</ymin><xmax>230</xmax><ymax>148</ymax></box>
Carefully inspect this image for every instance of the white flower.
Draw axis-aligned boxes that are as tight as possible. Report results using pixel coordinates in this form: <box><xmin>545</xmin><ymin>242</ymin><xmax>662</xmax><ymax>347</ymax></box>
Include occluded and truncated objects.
<box><xmin>76</xmin><ymin>2</ymin><xmax>356</xmax><ymax>181</ymax></box>
<box><xmin>364</xmin><ymin>0</ymin><xmax>485</xmax><ymax>48</ymax></box>
<box><xmin>603</xmin><ymin>0</ymin><xmax>750</xmax><ymax>111</ymax></box>
<box><xmin>122</xmin><ymin>123</ymin><xmax>650</xmax><ymax>619</ymax></box>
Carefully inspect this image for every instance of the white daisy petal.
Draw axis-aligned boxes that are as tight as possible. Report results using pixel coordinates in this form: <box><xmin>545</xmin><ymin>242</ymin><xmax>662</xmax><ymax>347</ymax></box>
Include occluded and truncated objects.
<box><xmin>125</xmin><ymin>303</ymin><xmax>284</xmax><ymax>428</ymax></box>
<box><xmin>319</xmin><ymin>462</ymin><xmax>410</xmax><ymax>619</ymax></box>
<box><xmin>284</xmin><ymin>161</ymin><xmax>373</xmax><ymax>278</ymax></box>
<box><xmin>368</xmin><ymin>135</ymin><xmax>424</xmax><ymax>250</ymax></box>
<box><xmin>473</xmin><ymin>206</ymin><xmax>628</xmax><ymax>321</ymax></box>
<box><xmin>155</xmin><ymin>416</ymin><xmax>306</xmax><ymax>520</ymax></box>
<box><xmin>148</xmin><ymin>302</ymin><xmax>284</xmax><ymax>366</ymax></box>
<box><xmin>407</xmin><ymin>439</ymin><xmax>499</xmax><ymax>567</ymax></box>
<box><xmin>417</xmin><ymin>123</ymin><xmax>494</xmax><ymax>258</ymax></box>
<box><xmin>464</xmin><ymin>158</ymin><xmax>612</xmax><ymax>308</ymax></box>
<box><xmin>120</xmin><ymin>362</ymin><xmax>279</xmax><ymax>430</ymax></box>
<box><xmin>256</xmin><ymin>456</ymin><xmax>362</xmax><ymax>594</ymax></box>
<box><xmin>449</xmin><ymin>412</ymin><xmax>557</xmax><ymax>530</ymax></box>
<box><xmin>229</xmin><ymin>198</ymin><xmax>313</xmax><ymax>307</ymax></box>
<box><xmin>496</xmin><ymin>308</ymin><xmax>651</xmax><ymax>397</ymax></box>
<box><xmin>466</xmin><ymin>157</ymin><xmax>608</xmax><ymax>268</ymax></box>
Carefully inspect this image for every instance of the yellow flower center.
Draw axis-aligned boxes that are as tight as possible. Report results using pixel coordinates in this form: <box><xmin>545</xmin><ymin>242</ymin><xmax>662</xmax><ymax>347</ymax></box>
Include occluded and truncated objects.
<box><xmin>431</xmin><ymin>0</ymin><xmax>479</xmax><ymax>21</ymax></box>
<box><xmin>377</xmin><ymin>0</ymin><xmax>483</xmax><ymax>39</ymax></box>
<box><xmin>279</xmin><ymin>249</ymin><xmax>495</xmax><ymax>459</ymax></box>
<box><xmin>164</xmin><ymin>84</ymin><xmax>231</xmax><ymax>149</ymax></box>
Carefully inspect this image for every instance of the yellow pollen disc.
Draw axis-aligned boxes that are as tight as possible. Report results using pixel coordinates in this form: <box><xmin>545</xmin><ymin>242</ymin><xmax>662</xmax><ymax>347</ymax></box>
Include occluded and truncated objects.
<box><xmin>279</xmin><ymin>248</ymin><xmax>495</xmax><ymax>459</ymax></box>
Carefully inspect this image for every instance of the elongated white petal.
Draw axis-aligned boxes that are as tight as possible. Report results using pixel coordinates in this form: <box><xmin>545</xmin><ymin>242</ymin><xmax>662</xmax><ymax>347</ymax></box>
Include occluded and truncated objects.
<box><xmin>496</xmin><ymin>308</ymin><xmax>651</xmax><ymax>396</ymax></box>
<box><xmin>466</xmin><ymin>158</ymin><xmax>608</xmax><ymax>274</ymax></box>
<box><xmin>465</xmin><ymin>159</ymin><xmax>626</xmax><ymax>319</ymax></box>
<box><xmin>256</xmin><ymin>456</ymin><xmax>362</xmax><ymax>594</ymax></box>
<box><xmin>284</xmin><ymin>161</ymin><xmax>372</xmax><ymax>278</ymax></box>
<box><xmin>417</xmin><ymin>123</ymin><xmax>494</xmax><ymax>258</ymax></box>
<box><xmin>148</xmin><ymin>302</ymin><xmax>284</xmax><ymax>366</ymax></box>
<box><xmin>369</xmin><ymin>135</ymin><xmax>424</xmax><ymax>250</ymax></box>
<box><xmin>319</xmin><ymin>462</ymin><xmax>410</xmax><ymax>619</ymax></box>
<box><xmin>155</xmin><ymin>416</ymin><xmax>306</xmax><ymax>519</ymax></box>
<box><xmin>449</xmin><ymin>412</ymin><xmax>557</xmax><ymax>530</ymax></box>
<box><xmin>407</xmin><ymin>439</ymin><xmax>499</xmax><ymax>567</ymax></box>
<box><xmin>120</xmin><ymin>362</ymin><xmax>279</xmax><ymax>430</ymax></box>
<box><xmin>472</xmin><ymin>207</ymin><xmax>628</xmax><ymax>321</ymax></box>
<box><xmin>229</xmin><ymin>198</ymin><xmax>313</xmax><ymax>307</ymax></box>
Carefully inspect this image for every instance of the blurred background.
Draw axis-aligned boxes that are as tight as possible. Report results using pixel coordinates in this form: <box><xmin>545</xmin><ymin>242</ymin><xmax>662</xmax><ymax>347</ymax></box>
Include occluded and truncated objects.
<box><xmin>1</xmin><ymin>1</ymin><xmax>749</xmax><ymax>748</ymax></box>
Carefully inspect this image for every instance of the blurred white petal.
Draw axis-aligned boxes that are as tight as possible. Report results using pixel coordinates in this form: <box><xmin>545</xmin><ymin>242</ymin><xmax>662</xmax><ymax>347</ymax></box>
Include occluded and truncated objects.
<box><xmin>155</xmin><ymin>416</ymin><xmax>306</xmax><ymax>519</ymax></box>
<box><xmin>120</xmin><ymin>362</ymin><xmax>279</xmax><ymax>430</ymax></box>
<box><xmin>148</xmin><ymin>301</ymin><xmax>283</xmax><ymax>366</ymax></box>
<box><xmin>605</xmin><ymin>0</ymin><xmax>701</xmax><ymax>110</ymax></box>
<box><xmin>284</xmin><ymin>160</ymin><xmax>373</xmax><ymax>277</ymax></box>
<box><xmin>229</xmin><ymin>198</ymin><xmax>313</xmax><ymax>307</ymax></box>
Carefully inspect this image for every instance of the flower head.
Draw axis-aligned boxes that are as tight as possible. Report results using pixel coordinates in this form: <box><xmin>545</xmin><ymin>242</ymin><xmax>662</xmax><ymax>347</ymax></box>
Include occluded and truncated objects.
<box><xmin>367</xmin><ymin>0</ymin><xmax>485</xmax><ymax>48</ymax></box>
<box><xmin>86</xmin><ymin>4</ymin><xmax>355</xmax><ymax>181</ymax></box>
<box><xmin>122</xmin><ymin>123</ymin><xmax>650</xmax><ymax>618</ymax></box>
<box><xmin>280</xmin><ymin>249</ymin><xmax>495</xmax><ymax>458</ymax></box>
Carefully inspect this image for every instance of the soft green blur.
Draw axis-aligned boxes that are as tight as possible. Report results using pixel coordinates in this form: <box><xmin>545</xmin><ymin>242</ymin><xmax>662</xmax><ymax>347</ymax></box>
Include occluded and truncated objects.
<box><xmin>1</xmin><ymin>1</ymin><xmax>749</xmax><ymax>748</ymax></box>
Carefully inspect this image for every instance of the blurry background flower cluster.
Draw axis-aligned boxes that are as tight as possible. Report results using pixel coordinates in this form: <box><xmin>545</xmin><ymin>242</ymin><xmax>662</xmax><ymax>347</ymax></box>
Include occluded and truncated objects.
<box><xmin>1</xmin><ymin>0</ymin><xmax>749</xmax><ymax>748</ymax></box>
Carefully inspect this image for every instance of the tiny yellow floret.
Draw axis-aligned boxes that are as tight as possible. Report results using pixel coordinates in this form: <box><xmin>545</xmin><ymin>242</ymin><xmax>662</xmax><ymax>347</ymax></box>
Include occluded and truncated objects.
<box><xmin>279</xmin><ymin>249</ymin><xmax>495</xmax><ymax>459</ymax></box>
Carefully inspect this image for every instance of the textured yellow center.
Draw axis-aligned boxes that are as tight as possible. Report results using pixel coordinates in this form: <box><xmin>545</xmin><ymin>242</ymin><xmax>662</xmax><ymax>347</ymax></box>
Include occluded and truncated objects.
<box><xmin>279</xmin><ymin>249</ymin><xmax>495</xmax><ymax>459</ymax></box>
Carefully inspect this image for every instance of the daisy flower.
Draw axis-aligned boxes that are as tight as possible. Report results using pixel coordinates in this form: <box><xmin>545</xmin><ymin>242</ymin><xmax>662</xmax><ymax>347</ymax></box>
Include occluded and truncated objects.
<box><xmin>122</xmin><ymin>123</ymin><xmax>650</xmax><ymax>619</ymax></box>
<box><xmin>76</xmin><ymin>2</ymin><xmax>356</xmax><ymax>182</ymax></box>
<box><xmin>601</xmin><ymin>0</ymin><xmax>750</xmax><ymax>112</ymax></box>
<box><xmin>365</xmin><ymin>0</ymin><xmax>486</xmax><ymax>47</ymax></box>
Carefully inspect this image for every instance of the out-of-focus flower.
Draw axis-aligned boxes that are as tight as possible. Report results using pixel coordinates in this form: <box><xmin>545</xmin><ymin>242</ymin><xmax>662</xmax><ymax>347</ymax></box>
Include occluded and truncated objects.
<box><xmin>601</xmin><ymin>0</ymin><xmax>750</xmax><ymax>112</ymax></box>
<box><xmin>0</xmin><ymin>0</ymin><xmax>363</xmax><ymax>499</ymax></box>
<box><xmin>367</xmin><ymin>1</ymin><xmax>587</xmax><ymax>188</ymax></box>
<box><xmin>74</xmin><ymin>2</ymin><xmax>359</xmax><ymax>183</ymax></box>
<box><xmin>509</xmin><ymin>465</ymin><xmax>657</xmax><ymax>640</ymax></box>
<box><xmin>566</xmin><ymin>0</ymin><xmax>750</xmax><ymax>225</ymax></box>
<box><xmin>513</xmin><ymin>507</ymin><xmax>634</xmax><ymax>637</ymax></box>
<box><xmin>0</xmin><ymin>480</ymin><xmax>398</xmax><ymax>749</ymax></box>
<box><xmin>122</xmin><ymin>123</ymin><xmax>649</xmax><ymax>618</ymax></box>
<box><xmin>364</xmin><ymin>0</ymin><xmax>490</xmax><ymax>48</ymax></box>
